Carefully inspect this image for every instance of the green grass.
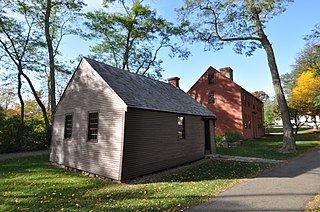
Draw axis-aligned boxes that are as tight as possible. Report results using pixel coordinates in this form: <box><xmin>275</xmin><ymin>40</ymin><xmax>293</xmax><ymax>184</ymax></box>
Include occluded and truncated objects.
<box><xmin>266</xmin><ymin>127</ymin><xmax>320</xmax><ymax>135</ymax></box>
<box><xmin>0</xmin><ymin>155</ymin><xmax>274</xmax><ymax>211</ymax></box>
<box><xmin>1</xmin><ymin>134</ymin><xmax>319</xmax><ymax>211</ymax></box>
<box><xmin>217</xmin><ymin>133</ymin><xmax>320</xmax><ymax>160</ymax></box>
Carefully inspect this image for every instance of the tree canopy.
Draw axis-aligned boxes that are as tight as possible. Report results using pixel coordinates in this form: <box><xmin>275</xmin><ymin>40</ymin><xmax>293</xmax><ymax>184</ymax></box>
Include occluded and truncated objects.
<box><xmin>280</xmin><ymin>24</ymin><xmax>320</xmax><ymax>131</ymax></box>
<box><xmin>84</xmin><ymin>0</ymin><xmax>189</xmax><ymax>78</ymax></box>
<box><xmin>178</xmin><ymin>0</ymin><xmax>293</xmax><ymax>54</ymax></box>
<box><xmin>252</xmin><ymin>91</ymin><xmax>269</xmax><ymax>103</ymax></box>
<box><xmin>0</xmin><ymin>0</ymin><xmax>85</xmax><ymax>142</ymax></box>
<box><xmin>291</xmin><ymin>71</ymin><xmax>320</xmax><ymax>115</ymax></box>
<box><xmin>304</xmin><ymin>23</ymin><xmax>320</xmax><ymax>76</ymax></box>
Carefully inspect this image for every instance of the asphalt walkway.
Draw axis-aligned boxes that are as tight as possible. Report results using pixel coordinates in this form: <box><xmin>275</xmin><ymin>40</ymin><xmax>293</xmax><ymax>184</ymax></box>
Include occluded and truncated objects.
<box><xmin>0</xmin><ymin>150</ymin><xmax>50</xmax><ymax>160</ymax></box>
<box><xmin>187</xmin><ymin>148</ymin><xmax>320</xmax><ymax>211</ymax></box>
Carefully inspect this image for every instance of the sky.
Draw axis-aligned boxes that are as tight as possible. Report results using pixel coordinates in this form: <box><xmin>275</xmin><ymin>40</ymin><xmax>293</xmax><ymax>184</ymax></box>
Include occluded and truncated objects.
<box><xmin>60</xmin><ymin>0</ymin><xmax>320</xmax><ymax>97</ymax></box>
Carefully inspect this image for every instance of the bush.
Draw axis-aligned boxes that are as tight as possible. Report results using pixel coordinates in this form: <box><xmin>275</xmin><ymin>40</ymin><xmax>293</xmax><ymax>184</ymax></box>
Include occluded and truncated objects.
<box><xmin>215</xmin><ymin>135</ymin><xmax>225</xmax><ymax>147</ymax></box>
<box><xmin>0</xmin><ymin>110</ymin><xmax>49</xmax><ymax>153</ymax></box>
<box><xmin>224</xmin><ymin>131</ymin><xmax>242</xmax><ymax>143</ymax></box>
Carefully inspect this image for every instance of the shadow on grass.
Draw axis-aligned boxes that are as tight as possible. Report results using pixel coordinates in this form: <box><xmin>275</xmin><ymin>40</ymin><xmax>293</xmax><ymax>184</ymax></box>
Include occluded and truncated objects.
<box><xmin>0</xmin><ymin>155</ymin><xmax>110</xmax><ymax>211</ymax></box>
<box><xmin>0</xmin><ymin>155</ymin><xmax>273</xmax><ymax>211</ymax></box>
<box><xmin>1</xmin><ymin>143</ymin><xmax>318</xmax><ymax>212</ymax></box>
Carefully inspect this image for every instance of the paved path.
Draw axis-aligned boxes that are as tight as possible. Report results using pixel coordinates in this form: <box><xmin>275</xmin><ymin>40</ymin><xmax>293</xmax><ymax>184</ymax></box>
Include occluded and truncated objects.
<box><xmin>212</xmin><ymin>154</ymin><xmax>284</xmax><ymax>164</ymax></box>
<box><xmin>187</xmin><ymin>148</ymin><xmax>320</xmax><ymax>212</ymax></box>
<box><xmin>0</xmin><ymin>150</ymin><xmax>50</xmax><ymax>161</ymax></box>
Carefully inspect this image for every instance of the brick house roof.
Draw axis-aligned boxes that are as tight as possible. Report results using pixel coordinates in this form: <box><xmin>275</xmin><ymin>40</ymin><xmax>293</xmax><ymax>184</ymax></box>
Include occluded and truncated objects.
<box><xmin>85</xmin><ymin>57</ymin><xmax>215</xmax><ymax>117</ymax></box>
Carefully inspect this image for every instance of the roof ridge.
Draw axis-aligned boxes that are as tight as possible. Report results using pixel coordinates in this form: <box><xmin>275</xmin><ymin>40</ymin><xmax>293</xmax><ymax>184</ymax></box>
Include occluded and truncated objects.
<box><xmin>83</xmin><ymin>57</ymin><xmax>215</xmax><ymax>117</ymax></box>
<box><xmin>84</xmin><ymin>57</ymin><xmax>175</xmax><ymax>89</ymax></box>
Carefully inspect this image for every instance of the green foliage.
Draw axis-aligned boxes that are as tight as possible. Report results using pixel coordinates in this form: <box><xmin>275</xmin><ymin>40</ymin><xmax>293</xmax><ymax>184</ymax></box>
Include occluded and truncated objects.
<box><xmin>178</xmin><ymin>0</ymin><xmax>293</xmax><ymax>55</ymax></box>
<box><xmin>84</xmin><ymin>0</ymin><xmax>189</xmax><ymax>78</ymax></box>
<box><xmin>0</xmin><ymin>83</ymin><xmax>15</xmax><ymax>110</ymax></box>
<box><xmin>281</xmin><ymin>71</ymin><xmax>300</xmax><ymax>96</ymax></box>
<box><xmin>0</xmin><ymin>0</ymin><xmax>84</xmax><ymax>127</ymax></box>
<box><xmin>292</xmin><ymin>44</ymin><xmax>320</xmax><ymax>79</ymax></box>
<box><xmin>216</xmin><ymin>131</ymin><xmax>242</xmax><ymax>146</ymax></box>
<box><xmin>251</xmin><ymin>91</ymin><xmax>269</xmax><ymax>103</ymax></box>
<box><xmin>0</xmin><ymin>155</ymin><xmax>273</xmax><ymax>211</ymax></box>
<box><xmin>0</xmin><ymin>110</ymin><xmax>48</xmax><ymax>153</ymax></box>
<box><xmin>215</xmin><ymin>135</ymin><xmax>225</xmax><ymax>147</ymax></box>
<box><xmin>224</xmin><ymin>131</ymin><xmax>241</xmax><ymax>143</ymax></box>
<box><xmin>263</xmin><ymin>99</ymin><xmax>281</xmax><ymax>127</ymax></box>
<box><xmin>304</xmin><ymin>23</ymin><xmax>320</xmax><ymax>46</ymax></box>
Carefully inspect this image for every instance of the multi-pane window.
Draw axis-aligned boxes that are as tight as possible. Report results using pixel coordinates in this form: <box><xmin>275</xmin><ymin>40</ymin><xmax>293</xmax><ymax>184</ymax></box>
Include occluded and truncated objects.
<box><xmin>209</xmin><ymin>92</ymin><xmax>215</xmax><ymax>104</ymax></box>
<box><xmin>177</xmin><ymin>116</ymin><xmax>185</xmax><ymax>139</ymax></box>
<box><xmin>208</xmin><ymin>73</ymin><xmax>214</xmax><ymax>84</ymax></box>
<box><xmin>64</xmin><ymin>114</ymin><xmax>73</xmax><ymax>139</ymax></box>
<box><xmin>88</xmin><ymin>112</ymin><xmax>99</xmax><ymax>141</ymax></box>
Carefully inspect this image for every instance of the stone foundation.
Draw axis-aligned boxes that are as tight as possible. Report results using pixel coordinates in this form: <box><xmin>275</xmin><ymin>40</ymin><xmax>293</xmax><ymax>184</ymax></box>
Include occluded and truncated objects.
<box><xmin>51</xmin><ymin>162</ymin><xmax>117</xmax><ymax>183</ymax></box>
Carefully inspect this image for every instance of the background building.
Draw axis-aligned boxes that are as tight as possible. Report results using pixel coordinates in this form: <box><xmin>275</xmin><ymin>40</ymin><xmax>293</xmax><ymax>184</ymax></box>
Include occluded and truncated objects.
<box><xmin>188</xmin><ymin>66</ymin><xmax>264</xmax><ymax>139</ymax></box>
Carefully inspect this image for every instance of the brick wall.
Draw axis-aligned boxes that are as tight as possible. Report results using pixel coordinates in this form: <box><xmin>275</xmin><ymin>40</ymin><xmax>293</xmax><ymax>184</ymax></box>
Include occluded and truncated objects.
<box><xmin>188</xmin><ymin>66</ymin><xmax>264</xmax><ymax>139</ymax></box>
<box><xmin>188</xmin><ymin>67</ymin><xmax>243</xmax><ymax>136</ymax></box>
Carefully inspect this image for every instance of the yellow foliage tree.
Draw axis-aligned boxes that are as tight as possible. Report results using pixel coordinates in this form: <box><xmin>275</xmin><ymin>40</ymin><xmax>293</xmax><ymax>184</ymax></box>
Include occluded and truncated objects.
<box><xmin>292</xmin><ymin>71</ymin><xmax>320</xmax><ymax>116</ymax></box>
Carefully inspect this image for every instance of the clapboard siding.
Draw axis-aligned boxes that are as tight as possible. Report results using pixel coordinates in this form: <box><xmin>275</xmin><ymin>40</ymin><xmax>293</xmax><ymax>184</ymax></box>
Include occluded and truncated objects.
<box><xmin>50</xmin><ymin>60</ymin><xmax>126</xmax><ymax>181</ymax></box>
<box><xmin>121</xmin><ymin>108</ymin><xmax>205</xmax><ymax>181</ymax></box>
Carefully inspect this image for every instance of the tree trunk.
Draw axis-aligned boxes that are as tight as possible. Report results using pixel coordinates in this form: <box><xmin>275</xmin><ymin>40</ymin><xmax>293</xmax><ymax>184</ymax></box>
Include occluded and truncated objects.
<box><xmin>262</xmin><ymin>39</ymin><xmax>296</xmax><ymax>151</ymax></box>
<box><xmin>20</xmin><ymin>71</ymin><xmax>51</xmax><ymax>136</ymax></box>
<box><xmin>17</xmin><ymin>72</ymin><xmax>24</xmax><ymax>125</ymax></box>
<box><xmin>294</xmin><ymin>125</ymin><xmax>299</xmax><ymax>134</ymax></box>
<box><xmin>311</xmin><ymin>115</ymin><xmax>319</xmax><ymax>130</ymax></box>
<box><xmin>251</xmin><ymin>7</ymin><xmax>296</xmax><ymax>151</ymax></box>
<box><xmin>45</xmin><ymin>0</ymin><xmax>56</xmax><ymax>118</ymax></box>
<box><xmin>47</xmin><ymin>75</ymin><xmax>51</xmax><ymax>112</ymax></box>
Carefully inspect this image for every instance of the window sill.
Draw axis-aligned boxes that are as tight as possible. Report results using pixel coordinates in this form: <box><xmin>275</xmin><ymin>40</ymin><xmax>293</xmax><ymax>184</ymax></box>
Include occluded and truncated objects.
<box><xmin>177</xmin><ymin>138</ymin><xmax>186</xmax><ymax>141</ymax></box>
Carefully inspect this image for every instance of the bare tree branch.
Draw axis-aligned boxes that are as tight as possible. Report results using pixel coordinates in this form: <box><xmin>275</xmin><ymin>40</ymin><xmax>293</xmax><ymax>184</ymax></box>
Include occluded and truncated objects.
<box><xmin>200</xmin><ymin>4</ymin><xmax>261</xmax><ymax>42</ymax></box>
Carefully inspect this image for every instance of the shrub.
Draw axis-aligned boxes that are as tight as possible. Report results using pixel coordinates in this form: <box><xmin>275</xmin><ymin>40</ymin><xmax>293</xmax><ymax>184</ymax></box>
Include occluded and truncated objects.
<box><xmin>0</xmin><ymin>110</ymin><xmax>48</xmax><ymax>153</ymax></box>
<box><xmin>224</xmin><ymin>131</ymin><xmax>242</xmax><ymax>143</ymax></box>
<box><xmin>215</xmin><ymin>135</ymin><xmax>225</xmax><ymax>147</ymax></box>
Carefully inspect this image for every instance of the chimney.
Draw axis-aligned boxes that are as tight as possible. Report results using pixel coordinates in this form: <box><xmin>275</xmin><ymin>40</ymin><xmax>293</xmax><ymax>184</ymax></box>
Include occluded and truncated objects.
<box><xmin>220</xmin><ymin>67</ymin><xmax>233</xmax><ymax>81</ymax></box>
<box><xmin>167</xmin><ymin>77</ymin><xmax>180</xmax><ymax>88</ymax></box>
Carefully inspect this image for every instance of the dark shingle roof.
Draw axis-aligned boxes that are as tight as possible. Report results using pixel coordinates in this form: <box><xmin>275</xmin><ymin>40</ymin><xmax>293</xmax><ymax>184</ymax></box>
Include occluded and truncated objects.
<box><xmin>84</xmin><ymin>57</ymin><xmax>215</xmax><ymax>117</ymax></box>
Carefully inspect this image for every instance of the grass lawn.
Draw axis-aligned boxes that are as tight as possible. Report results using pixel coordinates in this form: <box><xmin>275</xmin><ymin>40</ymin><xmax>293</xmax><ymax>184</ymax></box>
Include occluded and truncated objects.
<box><xmin>266</xmin><ymin>127</ymin><xmax>319</xmax><ymax>135</ymax></box>
<box><xmin>217</xmin><ymin>133</ymin><xmax>320</xmax><ymax>160</ymax></box>
<box><xmin>1</xmin><ymin>133</ymin><xmax>319</xmax><ymax>211</ymax></box>
<box><xmin>217</xmin><ymin>132</ymin><xmax>320</xmax><ymax>212</ymax></box>
<box><xmin>0</xmin><ymin>155</ymin><xmax>274</xmax><ymax>211</ymax></box>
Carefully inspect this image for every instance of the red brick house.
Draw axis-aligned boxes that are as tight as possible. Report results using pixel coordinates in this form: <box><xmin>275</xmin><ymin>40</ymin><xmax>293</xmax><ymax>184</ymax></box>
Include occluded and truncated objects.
<box><xmin>188</xmin><ymin>66</ymin><xmax>264</xmax><ymax>139</ymax></box>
